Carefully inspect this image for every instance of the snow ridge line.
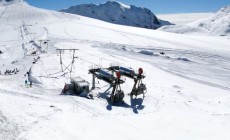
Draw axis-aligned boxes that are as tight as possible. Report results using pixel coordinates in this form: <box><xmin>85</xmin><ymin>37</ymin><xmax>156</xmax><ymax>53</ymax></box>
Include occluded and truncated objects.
<box><xmin>0</xmin><ymin>88</ymin><xmax>43</xmax><ymax>99</ymax></box>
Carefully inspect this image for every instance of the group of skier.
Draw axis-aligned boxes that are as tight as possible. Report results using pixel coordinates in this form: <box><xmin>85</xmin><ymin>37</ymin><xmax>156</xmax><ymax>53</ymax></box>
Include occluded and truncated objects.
<box><xmin>25</xmin><ymin>79</ymin><xmax>32</xmax><ymax>88</ymax></box>
<box><xmin>0</xmin><ymin>68</ymin><xmax>33</xmax><ymax>87</ymax></box>
<box><xmin>0</xmin><ymin>68</ymin><xmax>19</xmax><ymax>75</ymax></box>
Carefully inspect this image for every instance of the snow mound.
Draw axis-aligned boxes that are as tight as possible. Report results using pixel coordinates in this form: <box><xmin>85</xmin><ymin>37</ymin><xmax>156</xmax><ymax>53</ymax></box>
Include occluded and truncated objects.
<box><xmin>159</xmin><ymin>6</ymin><xmax>230</xmax><ymax>36</ymax></box>
<box><xmin>60</xmin><ymin>1</ymin><xmax>172</xmax><ymax>29</ymax></box>
<box><xmin>139</xmin><ymin>50</ymin><xmax>154</xmax><ymax>55</ymax></box>
<box><xmin>159</xmin><ymin>25</ymin><xmax>207</xmax><ymax>34</ymax></box>
<box><xmin>177</xmin><ymin>57</ymin><xmax>191</xmax><ymax>62</ymax></box>
<box><xmin>157</xmin><ymin>13</ymin><xmax>214</xmax><ymax>25</ymax></box>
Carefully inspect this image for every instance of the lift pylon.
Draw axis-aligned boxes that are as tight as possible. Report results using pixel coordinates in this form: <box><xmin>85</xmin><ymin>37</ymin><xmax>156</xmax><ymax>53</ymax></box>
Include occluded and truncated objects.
<box><xmin>57</xmin><ymin>48</ymin><xmax>79</xmax><ymax>77</ymax></box>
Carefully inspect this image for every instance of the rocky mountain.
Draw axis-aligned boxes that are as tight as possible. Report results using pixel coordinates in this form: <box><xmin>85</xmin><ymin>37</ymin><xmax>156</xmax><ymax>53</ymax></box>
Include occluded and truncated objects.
<box><xmin>60</xmin><ymin>1</ymin><xmax>171</xmax><ymax>29</ymax></box>
<box><xmin>1</xmin><ymin>0</ymin><xmax>21</xmax><ymax>2</ymax></box>
<box><xmin>0</xmin><ymin>0</ymin><xmax>26</xmax><ymax>4</ymax></box>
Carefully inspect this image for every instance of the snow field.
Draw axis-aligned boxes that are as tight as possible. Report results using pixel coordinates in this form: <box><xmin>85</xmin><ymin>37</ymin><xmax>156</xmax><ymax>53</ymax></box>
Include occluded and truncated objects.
<box><xmin>0</xmin><ymin>1</ymin><xmax>230</xmax><ymax>140</ymax></box>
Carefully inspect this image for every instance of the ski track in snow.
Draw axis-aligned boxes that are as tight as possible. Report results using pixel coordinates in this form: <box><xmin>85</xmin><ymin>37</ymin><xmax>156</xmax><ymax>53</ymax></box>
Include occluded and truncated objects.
<box><xmin>94</xmin><ymin>43</ymin><xmax>230</xmax><ymax>90</ymax></box>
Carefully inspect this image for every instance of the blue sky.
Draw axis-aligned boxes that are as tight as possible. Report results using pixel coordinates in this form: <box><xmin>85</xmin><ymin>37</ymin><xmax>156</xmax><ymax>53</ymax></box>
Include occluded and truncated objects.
<box><xmin>26</xmin><ymin>0</ymin><xmax>230</xmax><ymax>14</ymax></box>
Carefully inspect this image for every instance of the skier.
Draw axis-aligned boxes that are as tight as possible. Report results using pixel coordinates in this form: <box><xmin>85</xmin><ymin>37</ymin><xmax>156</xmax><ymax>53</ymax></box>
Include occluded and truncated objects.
<box><xmin>25</xmin><ymin>79</ymin><xmax>28</xmax><ymax>87</ymax></box>
<box><xmin>160</xmin><ymin>51</ymin><xmax>165</xmax><ymax>55</ymax></box>
<box><xmin>30</xmin><ymin>81</ymin><xmax>32</xmax><ymax>87</ymax></box>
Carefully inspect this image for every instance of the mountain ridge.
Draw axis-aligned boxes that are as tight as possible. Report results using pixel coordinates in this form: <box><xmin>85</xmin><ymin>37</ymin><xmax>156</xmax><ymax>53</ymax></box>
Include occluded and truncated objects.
<box><xmin>159</xmin><ymin>6</ymin><xmax>230</xmax><ymax>36</ymax></box>
<box><xmin>60</xmin><ymin>1</ymin><xmax>172</xmax><ymax>29</ymax></box>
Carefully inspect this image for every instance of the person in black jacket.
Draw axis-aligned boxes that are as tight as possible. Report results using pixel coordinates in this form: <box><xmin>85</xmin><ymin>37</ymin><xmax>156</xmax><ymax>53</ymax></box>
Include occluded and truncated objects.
<box><xmin>30</xmin><ymin>81</ymin><xmax>32</xmax><ymax>87</ymax></box>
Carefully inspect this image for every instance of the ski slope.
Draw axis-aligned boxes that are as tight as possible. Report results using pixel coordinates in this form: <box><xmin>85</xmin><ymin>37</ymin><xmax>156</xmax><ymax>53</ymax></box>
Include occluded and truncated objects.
<box><xmin>0</xmin><ymin>1</ymin><xmax>230</xmax><ymax>140</ymax></box>
<box><xmin>159</xmin><ymin>6</ymin><xmax>230</xmax><ymax>36</ymax></box>
<box><xmin>157</xmin><ymin>13</ymin><xmax>213</xmax><ymax>25</ymax></box>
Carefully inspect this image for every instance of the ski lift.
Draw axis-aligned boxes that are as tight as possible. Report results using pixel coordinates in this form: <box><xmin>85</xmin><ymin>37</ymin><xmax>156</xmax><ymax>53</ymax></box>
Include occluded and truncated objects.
<box><xmin>89</xmin><ymin>69</ymin><xmax>125</xmax><ymax>105</ymax></box>
<box><xmin>107</xmin><ymin>66</ymin><xmax>147</xmax><ymax>98</ymax></box>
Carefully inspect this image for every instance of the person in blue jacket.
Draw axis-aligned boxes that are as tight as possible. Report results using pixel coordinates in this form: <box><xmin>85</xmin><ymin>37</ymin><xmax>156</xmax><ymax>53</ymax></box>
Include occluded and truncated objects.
<box><xmin>25</xmin><ymin>79</ymin><xmax>28</xmax><ymax>87</ymax></box>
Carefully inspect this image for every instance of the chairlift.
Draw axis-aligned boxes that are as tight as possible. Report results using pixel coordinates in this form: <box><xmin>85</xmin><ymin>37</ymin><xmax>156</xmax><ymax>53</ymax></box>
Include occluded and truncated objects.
<box><xmin>89</xmin><ymin>68</ymin><xmax>125</xmax><ymax>105</ymax></box>
<box><xmin>107</xmin><ymin>66</ymin><xmax>147</xmax><ymax>99</ymax></box>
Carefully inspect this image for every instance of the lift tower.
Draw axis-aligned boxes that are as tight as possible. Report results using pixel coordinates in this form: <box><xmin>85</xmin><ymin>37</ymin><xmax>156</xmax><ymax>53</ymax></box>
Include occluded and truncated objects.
<box><xmin>57</xmin><ymin>48</ymin><xmax>79</xmax><ymax>77</ymax></box>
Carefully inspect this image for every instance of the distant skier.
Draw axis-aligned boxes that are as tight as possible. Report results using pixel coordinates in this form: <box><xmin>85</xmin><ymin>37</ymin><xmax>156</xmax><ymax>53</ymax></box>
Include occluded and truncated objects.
<box><xmin>160</xmin><ymin>51</ymin><xmax>165</xmax><ymax>55</ymax></box>
<box><xmin>30</xmin><ymin>81</ymin><xmax>32</xmax><ymax>87</ymax></box>
<box><xmin>25</xmin><ymin>79</ymin><xmax>28</xmax><ymax>87</ymax></box>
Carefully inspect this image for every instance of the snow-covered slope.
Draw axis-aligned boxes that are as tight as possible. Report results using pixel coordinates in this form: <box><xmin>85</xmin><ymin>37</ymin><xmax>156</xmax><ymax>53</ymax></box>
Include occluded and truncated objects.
<box><xmin>159</xmin><ymin>6</ymin><xmax>230</xmax><ymax>36</ymax></box>
<box><xmin>60</xmin><ymin>1</ymin><xmax>171</xmax><ymax>29</ymax></box>
<box><xmin>1</xmin><ymin>1</ymin><xmax>230</xmax><ymax>140</ymax></box>
<box><xmin>190</xmin><ymin>6</ymin><xmax>230</xmax><ymax>35</ymax></box>
<box><xmin>157</xmin><ymin>13</ymin><xmax>214</xmax><ymax>25</ymax></box>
